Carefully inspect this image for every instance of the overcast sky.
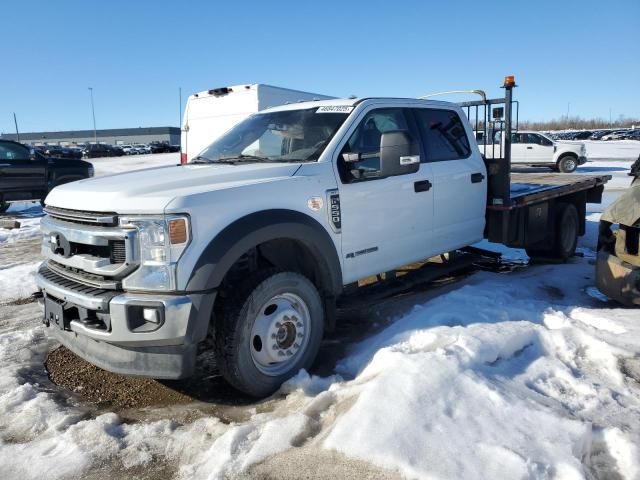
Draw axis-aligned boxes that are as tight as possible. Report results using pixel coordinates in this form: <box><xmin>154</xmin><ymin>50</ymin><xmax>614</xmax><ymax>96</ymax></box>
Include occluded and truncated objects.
<box><xmin>1</xmin><ymin>0</ymin><xmax>638</xmax><ymax>133</ymax></box>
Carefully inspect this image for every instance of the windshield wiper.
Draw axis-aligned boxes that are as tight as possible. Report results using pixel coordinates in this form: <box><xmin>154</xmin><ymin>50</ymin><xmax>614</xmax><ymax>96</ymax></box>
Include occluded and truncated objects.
<box><xmin>190</xmin><ymin>156</ymin><xmax>213</xmax><ymax>164</ymax></box>
<box><xmin>216</xmin><ymin>154</ymin><xmax>267</xmax><ymax>164</ymax></box>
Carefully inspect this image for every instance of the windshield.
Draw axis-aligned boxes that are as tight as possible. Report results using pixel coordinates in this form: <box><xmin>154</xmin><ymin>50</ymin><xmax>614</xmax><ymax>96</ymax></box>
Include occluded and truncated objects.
<box><xmin>193</xmin><ymin>107</ymin><xmax>349</xmax><ymax>164</ymax></box>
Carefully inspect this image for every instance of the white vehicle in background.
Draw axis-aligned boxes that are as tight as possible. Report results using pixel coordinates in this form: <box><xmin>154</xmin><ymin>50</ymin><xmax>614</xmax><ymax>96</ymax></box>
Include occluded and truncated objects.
<box><xmin>601</xmin><ymin>130</ymin><xmax>629</xmax><ymax>141</ymax></box>
<box><xmin>180</xmin><ymin>84</ymin><xmax>333</xmax><ymax>163</ymax></box>
<box><xmin>480</xmin><ymin>130</ymin><xmax>587</xmax><ymax>173</ymax></box>
<box><xmin>133</xmin><ymin>144</ymin><xmax>151</xmax><ymax>154</ymax></box>
<box><xmin>120</xmin><ymin>145</ymin><xmax>136</xmax><ymax>155</ymax></box>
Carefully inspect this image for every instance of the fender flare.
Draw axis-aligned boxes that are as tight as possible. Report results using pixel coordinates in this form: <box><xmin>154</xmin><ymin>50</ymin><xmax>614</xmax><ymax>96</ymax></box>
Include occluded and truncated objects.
<box><xmin>556</xmin><ymin>152</ymin><xmax>578</xmax><ymax>163</ymax></box>
<box><xmin>186</xmin><ymin>209</ymin><xmax>343</xmax><ymax>296</ymax></box>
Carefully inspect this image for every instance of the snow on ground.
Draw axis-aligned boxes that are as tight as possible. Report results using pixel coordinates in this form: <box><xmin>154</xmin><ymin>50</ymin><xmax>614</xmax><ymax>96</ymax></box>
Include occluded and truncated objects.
<box><xmin>91</xmin><ymin>152</ymin><xmax>179</xmax><ymax>176</ymax></box>
<box><xmin>0</xmin><ymin>148</ymin><xmax>639</xmax><ymax>480</ymax></box>
<box><xmin>581</xmin><ymin>140</ymin><xmax>640</xmax><ymax>160</ymax></box>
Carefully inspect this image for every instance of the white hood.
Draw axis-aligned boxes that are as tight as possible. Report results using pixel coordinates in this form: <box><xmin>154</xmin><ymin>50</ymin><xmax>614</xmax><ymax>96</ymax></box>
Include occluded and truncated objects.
<box><xmin>45</xmin><ymin>163</ymin><xmax>301</xmax><ymax>213</ymax></box>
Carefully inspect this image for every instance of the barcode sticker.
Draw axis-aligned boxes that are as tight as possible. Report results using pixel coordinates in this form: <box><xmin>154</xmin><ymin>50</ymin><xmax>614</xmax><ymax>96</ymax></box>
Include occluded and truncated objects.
<box><xmin>316</xmin><ymin>106</ymin><xmax>354</xmax><ymax>113</ymax></box>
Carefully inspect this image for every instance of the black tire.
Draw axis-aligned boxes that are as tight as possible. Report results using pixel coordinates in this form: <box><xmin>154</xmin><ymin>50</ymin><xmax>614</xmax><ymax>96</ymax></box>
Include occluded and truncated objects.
<box><xmin>0</xmin><ymin>200</ymin><xmax>9</xmax><ymax>214</ymax></box>
<box><xmin>526</xmin><ymin>203</ymin><xmax>579</xmax><ymax>261</ymax></box>
<box><xmin>214</xmin><ymin>270</ymin><xmax>324</xmax><ymax>397</ymax></box>
<box><xmin>557</xmin><ymin>155</ymin><xmax>578</xmax><ymax>173</ymax></box>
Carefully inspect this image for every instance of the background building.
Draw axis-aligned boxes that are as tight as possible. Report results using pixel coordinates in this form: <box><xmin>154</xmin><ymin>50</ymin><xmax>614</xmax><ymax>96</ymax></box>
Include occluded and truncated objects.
<box><xmin>1</xmin><ymin>126</ymin><xmax>180</xmax><ymax>146</ymax></box>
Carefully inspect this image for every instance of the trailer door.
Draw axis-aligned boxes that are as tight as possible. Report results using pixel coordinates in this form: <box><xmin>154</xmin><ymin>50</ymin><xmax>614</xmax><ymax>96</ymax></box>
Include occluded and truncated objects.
<box><xmin>413</xmin><ymin>107</ymin><xmax>486</xmax><ymax>253</ymax></box>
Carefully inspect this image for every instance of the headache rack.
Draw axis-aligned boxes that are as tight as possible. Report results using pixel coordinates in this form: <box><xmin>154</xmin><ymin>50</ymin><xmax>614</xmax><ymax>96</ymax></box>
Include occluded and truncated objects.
<box><xmin>427</xmin><ymin>76</ymin><xmax>610</xmax><ymax>249</ymax></box>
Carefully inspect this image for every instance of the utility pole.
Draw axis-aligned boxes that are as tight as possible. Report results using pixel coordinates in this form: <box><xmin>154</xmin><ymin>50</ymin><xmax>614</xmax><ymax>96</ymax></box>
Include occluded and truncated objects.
<box><xmin>88</xmin><ymin>87</ymin><xmax>97</xmax><ymax>144</ymax></box>
<box><xmin>13</xmin><ymin>113</ymin><xmax>20</xmax><ymax>142</ymax></box>
<box><xmin>609</xmin><ymin>107</ymin><xmax>612</xmax><ymax>127</ymax></box>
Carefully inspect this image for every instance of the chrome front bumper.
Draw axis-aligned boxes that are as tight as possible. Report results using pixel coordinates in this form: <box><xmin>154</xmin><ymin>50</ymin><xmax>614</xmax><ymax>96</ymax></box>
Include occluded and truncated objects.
<box><xmin>36</xmin><ymin>262</ymin><xmax>216</xmax><ymax>378</ymax></box>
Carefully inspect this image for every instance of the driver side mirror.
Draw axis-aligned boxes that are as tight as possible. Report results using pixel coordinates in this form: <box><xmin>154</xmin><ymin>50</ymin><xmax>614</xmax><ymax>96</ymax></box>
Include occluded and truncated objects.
<box><xmin>29</xmin><ymin>148</ymin><xmax>38</xmax><ymax>161</ymax></box>
<box><xmin>379</xmin><ymin>130</ymin><xmax>419</xmax><ymax>177</ymax></box>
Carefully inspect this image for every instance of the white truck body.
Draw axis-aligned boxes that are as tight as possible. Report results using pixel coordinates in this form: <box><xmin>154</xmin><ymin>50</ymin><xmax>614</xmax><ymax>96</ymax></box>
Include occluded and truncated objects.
<box><xmin>37</xmin><ymin>91</ymin><xmax>607</xmax><ymax>397</ymax></box>
<box><xmin>479</xmin><ymin>130</ymin><xmax>587</xmax><ymax>172</ymax></box>
<box><xmin>180</xmin><ymin>84</ymin><xmax>333</xmax><ymax>163</ymax></box>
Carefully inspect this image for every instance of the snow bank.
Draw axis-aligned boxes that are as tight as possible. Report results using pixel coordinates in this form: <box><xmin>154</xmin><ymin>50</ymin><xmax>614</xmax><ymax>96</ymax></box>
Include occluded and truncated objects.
<box><xmin>0</xmin><ymin>217</ymin><xmax>42</xmax><ymax>245</ymax></box>
<box><xmin>0</xmin><ymin>261</ymin><xmax>40</xmax><ymax>302</ymax></box>
<box><xmin>92</xmin><ymin>152</ymin><xmax>179</xmax><ymax>177</ymax></box>
<box><xmin>320</xmin><ymin>270</ymin><xmax>640</xmax><ymax>480</ymax></box>
<box><xmin>582</xmin><ymin>140</ymin><xmax>640</xmax><ymax>160</ymax></box>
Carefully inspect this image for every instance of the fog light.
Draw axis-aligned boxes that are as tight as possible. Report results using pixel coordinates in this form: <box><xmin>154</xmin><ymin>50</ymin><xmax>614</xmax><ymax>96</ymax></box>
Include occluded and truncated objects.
<box><xmin>143</xmin><ymin>308</ymin><xmax>160</xmax><ymax>324</ymax></box>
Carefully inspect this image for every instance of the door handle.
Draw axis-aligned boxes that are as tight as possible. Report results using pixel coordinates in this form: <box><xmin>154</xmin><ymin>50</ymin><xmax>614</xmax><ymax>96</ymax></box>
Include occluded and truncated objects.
<box><xmin>526</xmin><ymin>146</ymin><xmax>533</xmax><ymax>149</ymax></box>
<box><xmin>414</xmin><ymin>180</ymin><xmax>432</xmax><ymax>192</ymax></box>
<box><xmin>471</xmin><ymin>172</ymin><xmax>485</xmax><ymax>183</ymax></box>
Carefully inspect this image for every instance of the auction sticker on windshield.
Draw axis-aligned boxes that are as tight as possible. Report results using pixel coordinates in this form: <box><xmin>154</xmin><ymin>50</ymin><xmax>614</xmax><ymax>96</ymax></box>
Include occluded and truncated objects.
<box><xmin>316</xmin><ymin>106</ymin><xmax>354</xmax><ymax>113</ymax></box>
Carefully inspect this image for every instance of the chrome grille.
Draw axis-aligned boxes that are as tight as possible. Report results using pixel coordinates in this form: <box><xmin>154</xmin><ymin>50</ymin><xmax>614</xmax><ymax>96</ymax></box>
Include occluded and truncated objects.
<box><xmin>44</xmin><ymin>206</ymin><xmax>118</xmax><ymax>227</ymax></box>
<box><xmin>48</xmin><ymin>260</ymin><xmax>121</xmax><ymax>289</ymax></box>
<box><xmin>109</xmin><ymin>240</ymin><xmax>126</xmax><ymax>263</ymax></box>
<box><xmin>38</xmin><ymin>263</ymin><xmax>119</xmax><ymax>304</ymax></box>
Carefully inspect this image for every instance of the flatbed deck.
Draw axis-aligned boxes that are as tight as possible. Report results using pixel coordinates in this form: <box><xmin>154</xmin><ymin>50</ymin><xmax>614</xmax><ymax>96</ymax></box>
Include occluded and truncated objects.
<box><xmin>506</xmin><ymin>173</ymin><xmax>611</xmax><ymax>208</ymax></box>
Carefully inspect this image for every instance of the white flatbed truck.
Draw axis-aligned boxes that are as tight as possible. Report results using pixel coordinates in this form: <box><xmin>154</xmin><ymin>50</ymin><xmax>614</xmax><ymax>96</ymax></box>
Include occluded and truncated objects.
<box><xmin>36</xmin><ymin>76</ymin><xmax>610</xmax><ymax>396</ymax></box>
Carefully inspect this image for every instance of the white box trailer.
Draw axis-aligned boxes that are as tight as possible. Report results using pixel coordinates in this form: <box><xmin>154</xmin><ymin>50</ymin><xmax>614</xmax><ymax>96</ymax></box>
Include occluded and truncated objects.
<box><xmin>180</xmin><ymin>84</ymin><xmax>333</xmax><ymax>163</ymax></box>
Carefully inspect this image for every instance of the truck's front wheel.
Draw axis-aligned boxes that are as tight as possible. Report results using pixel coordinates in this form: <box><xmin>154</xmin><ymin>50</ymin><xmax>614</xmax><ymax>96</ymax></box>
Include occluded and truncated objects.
<box><xmin>215</xmin><ymin>270</ymin><xmax>324</xmax><ymax>397</ymax></box>
<box><xmin>557</xmin><ymin>155</ymin><xmax>578</xmax><ymax>173</ymax></box>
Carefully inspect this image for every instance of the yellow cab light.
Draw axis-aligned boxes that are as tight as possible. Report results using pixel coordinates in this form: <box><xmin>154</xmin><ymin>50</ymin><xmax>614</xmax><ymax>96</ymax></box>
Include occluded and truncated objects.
<box><xmin>504</xmin><ymin>75</ymin><xmax>516</xmax><ymax>87</ymax></box>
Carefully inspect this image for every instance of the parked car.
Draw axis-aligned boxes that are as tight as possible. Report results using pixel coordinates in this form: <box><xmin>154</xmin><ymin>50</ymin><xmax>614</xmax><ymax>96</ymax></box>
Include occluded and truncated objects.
<box><xmin>82</xmin><ymin>144</ymin><xmax>124</xmax><ymax>158</ymax></box>
<box><xmin>120</xmin><ymin>144</ymin><xmax>137</xmax><ymax>155</ymax></box>
<box><xmin>621</xmin><ymin>130</ymin><xmax>640</xmax><ymax>141</ymax></box>
<box><xmin>149</xmin><ymin>143</ymin><xmax>170</xmax><ymax>153</ymax></box>
<box><xmin>589</xmin><ymin>130</ymin><xmax>612</xmax><ymax>140</ymax></box>
<box><xmin>132</xmin><ymin>144</ymin><xmax>151</xmax><ymax>154</ymax></box>
<box><xmin>601</xmin><ymin>130</ymin><xmax>630</xmax><ymax>141</ymax></box>
<box><xmin>0</xmin><ymin>139</ymin><xmax>94</xmax><ymax>213</ymax></box>
<box><xmin>480</xmin><ymin>130</ymin><xmax>587</xmax><ymax>173</ymax></box>
<box><xmin>568</xmin><ymin>131</ymin><xmax>592</xmax><ymax>140</ymax></box>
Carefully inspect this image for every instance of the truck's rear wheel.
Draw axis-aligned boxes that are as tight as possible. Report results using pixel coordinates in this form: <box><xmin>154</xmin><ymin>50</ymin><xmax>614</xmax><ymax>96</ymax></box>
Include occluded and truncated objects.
<box><xmin>215</xmin><ymin>270</ymin><xmax>324</xmax><ymax>397</ymax></box>
<box><xmin>557</xmin><ymin>155</ymin><xmax>578</xmax><ymax>173</ymax></box>
<box><xmin>526</xmin><ymin>203</ymin><xmax>579</xmax><ymax>261</ymax></box>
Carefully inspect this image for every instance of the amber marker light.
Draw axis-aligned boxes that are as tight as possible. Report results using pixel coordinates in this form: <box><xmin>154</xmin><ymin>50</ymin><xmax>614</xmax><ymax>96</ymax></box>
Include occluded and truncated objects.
<box><xmin>169</xmin><ymin>218</ymin><xmax>188</xmax><ymax>245</ymax></box>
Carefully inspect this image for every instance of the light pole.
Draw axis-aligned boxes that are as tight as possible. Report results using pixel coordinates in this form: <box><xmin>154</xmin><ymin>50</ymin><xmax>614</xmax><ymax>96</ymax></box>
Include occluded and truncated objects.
<box><xmin>88</xmin><ymin>87</ymin><xmax>97</xmax><ymax>144</ymax></box>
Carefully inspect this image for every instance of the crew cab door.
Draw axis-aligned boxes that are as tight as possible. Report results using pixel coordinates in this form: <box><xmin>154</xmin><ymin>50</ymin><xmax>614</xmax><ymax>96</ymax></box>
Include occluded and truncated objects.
<box><xmin>334</xmin><ymin>107</ymin><xmax>435</xmax><ymax>284</ymax></box>
<box><xmin>0</xmin><ymin>142</ymin><xmax>47</xmax><ymax>193</ymax></box>
<box><xmin>413</xmin><ymin>107</ymin><xmax>486</xmax><ymax>253</ymax></box>
<box><xmin>524</xmin><ymin>133</ymin><xmax>554</xmax><ymax>163</ymax></box>
<box><xmin>509</xmin><ymin>133</ymin><xmax>528</xmax><ymax>163</ymax></box>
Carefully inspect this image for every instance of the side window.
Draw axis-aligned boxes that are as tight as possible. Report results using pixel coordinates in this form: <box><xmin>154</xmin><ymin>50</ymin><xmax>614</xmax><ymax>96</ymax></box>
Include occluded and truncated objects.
<box><xmin>338</xmin><ymin>108</ymin><xmax>414</xmax><ymax>182</ymax></box>
<box><xmin>525</xmin><ymin>133</ymin><xmax>542</xmax><ymax>145</ymax></box>
<box><xmin>538</xmin><ymin>134</ymin><xmax>553</xmax><ymax>146</ymax></box>
<box><xmin>0</xmin><ymin>143</ymin><xmax>29</xmax><ymax>160</ymax></box>
<box><xmin>414</xmin><ymin>109</ymin><xmax>471</xmax><ymax>161</ymax></box>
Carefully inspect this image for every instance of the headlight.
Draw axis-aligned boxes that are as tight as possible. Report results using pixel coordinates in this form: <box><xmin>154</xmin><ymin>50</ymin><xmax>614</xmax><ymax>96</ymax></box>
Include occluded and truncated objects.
<box><xmin>119</xmin><ymin>215</ymin><xmax>190</xmax><ymax>291</ymax></box>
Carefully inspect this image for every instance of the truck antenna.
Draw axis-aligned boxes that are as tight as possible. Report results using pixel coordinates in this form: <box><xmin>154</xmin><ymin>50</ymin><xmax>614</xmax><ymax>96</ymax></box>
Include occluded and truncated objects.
<box><xmin>418</xmin><ymin>89</ymin><xmax>487</xmax><ymax>103</ymax></box>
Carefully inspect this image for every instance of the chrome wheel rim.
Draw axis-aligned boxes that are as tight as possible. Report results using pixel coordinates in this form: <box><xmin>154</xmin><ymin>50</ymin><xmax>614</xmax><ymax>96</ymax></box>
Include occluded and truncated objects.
<box><xmin>564</xmin><ymin>159</ymin><xmax>576</xmax><ymax>171</ymax></box>
<box><xmin>250</xmin><ymin>292</ymin><xmax>311</xmax><ymax>376</ymax></box>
